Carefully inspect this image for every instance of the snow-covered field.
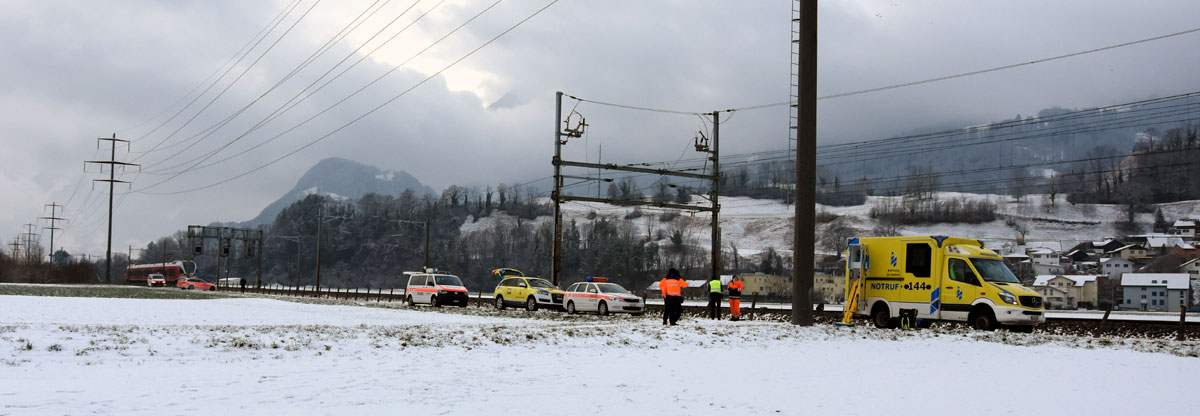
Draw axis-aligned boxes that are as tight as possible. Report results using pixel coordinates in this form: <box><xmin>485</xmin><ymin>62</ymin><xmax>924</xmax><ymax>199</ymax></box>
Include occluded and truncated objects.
<box><xmin>464</xmin><ymin>194</ymin><xmax>1200</xmax><ymax>257</ymax></box>
<box><xmin>2</xmin><ymin>295</ymin><xmax>1198</xmax><ymax>415</ymax></box>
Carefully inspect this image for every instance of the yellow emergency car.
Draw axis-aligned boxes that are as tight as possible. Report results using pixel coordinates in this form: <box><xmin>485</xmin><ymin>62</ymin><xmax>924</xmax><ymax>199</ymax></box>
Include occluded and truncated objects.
<box><xmin>842</xmin><ymin>236</ymin><xmax>1045</xmax><ymax>332</ymax></box>
<box><xmin>492</xmin><ymin>268</ymin><xmax>565</xmax><ymax>311</ymax></box>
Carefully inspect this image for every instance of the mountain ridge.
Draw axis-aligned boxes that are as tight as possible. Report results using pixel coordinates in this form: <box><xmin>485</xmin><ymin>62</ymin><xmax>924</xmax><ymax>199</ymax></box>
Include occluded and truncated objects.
<box><xmin>242</xmin><ymin>157</ymin><xmax>436</xmax><ymax>226</ymax></box>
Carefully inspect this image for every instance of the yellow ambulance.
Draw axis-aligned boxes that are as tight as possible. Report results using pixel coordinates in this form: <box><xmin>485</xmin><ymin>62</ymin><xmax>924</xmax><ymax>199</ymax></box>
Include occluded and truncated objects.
<box><xmin>842</xmin><ymin>236</ymin><xmax>1045</xmax><ymax>331</ymax></box>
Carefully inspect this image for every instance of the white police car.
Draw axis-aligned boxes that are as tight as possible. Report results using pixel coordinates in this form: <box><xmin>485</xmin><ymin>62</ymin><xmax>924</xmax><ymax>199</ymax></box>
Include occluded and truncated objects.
<box><xmin>563</xmin><ymin>277</ymin><xmax>644</xmax><ymax>316</ymax></box>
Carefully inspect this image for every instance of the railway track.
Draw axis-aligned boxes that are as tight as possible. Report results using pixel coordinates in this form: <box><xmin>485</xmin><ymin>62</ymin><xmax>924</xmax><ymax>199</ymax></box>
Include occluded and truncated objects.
<box><xmin>242</xmin><ymin>285</ymin><xmax>1200</xmax><ymax>340</ymax></box>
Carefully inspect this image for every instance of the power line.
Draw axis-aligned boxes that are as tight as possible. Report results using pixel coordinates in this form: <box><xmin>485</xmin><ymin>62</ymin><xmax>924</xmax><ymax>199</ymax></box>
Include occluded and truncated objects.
<box><xmin>564</xmin><ymin>25</ymin><xmax>1200</xmax><ymax>117</ymax></box>
<box><xmin>130</xmin><ymin>0</ymin><xmax>318</xmax><ymax>162</ymax></box>
<box><xmin>134</xmin><ymin>0</ymin><xmax>561</xmax><ymax>196</ymax></box>
<box><xmin>121</xmin><ymin>0</ymin><xmax>302</xmax><ymax>140</ymax></box>
<box><xmin>819</xmin><ymin>25</ymin><xmax>1200</xmax><ymax>101</ymax></box>
<box><xmin>138</xmin><ymin>0</ymin><xmax>441</xmax><ymax>175</ymax></box>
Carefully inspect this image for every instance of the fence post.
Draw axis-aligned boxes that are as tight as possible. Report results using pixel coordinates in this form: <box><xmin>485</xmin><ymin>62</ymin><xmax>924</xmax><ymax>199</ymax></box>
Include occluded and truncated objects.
<box><xmin>750</xmin><ymin>293</ymin><xmax>759</xmax><ymax>320</ymax></box>
<box><xmin>1179</xmin><ymin>303</ymin><xmax>1187</xmax><ymax>341</ymax></box>
<box><xmin>354</xmin><ymin>287</ymin><xmax>359</xmax><ymax>300</ymax></box>
<box><xmin>1097</xmin><ymin>305</ymin><xmax>1112</xmax><ymax>331</ymax></box>
<box><xmin>389</xmin><ymin>287</ymin><xmax>394</xmax><ymax>302</ymax></box>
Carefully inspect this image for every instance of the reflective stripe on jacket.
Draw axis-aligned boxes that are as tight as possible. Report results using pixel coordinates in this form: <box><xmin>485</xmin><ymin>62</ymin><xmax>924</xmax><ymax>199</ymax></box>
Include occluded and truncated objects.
<box><xmin>662</xmin><ymin>278</ymin><xmax>686</xmax><ymax>296</ymax></box>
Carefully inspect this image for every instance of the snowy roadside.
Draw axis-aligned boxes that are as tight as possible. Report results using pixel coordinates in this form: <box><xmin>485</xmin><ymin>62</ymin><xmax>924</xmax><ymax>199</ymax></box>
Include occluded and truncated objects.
<box><xmin>3</xmin><ymin>296</ymin><xmax>1198</xmax><ymax>415</ymax></box>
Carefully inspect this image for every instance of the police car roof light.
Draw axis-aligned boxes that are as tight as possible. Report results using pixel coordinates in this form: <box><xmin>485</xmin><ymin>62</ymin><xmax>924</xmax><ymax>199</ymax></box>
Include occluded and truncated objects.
<box><xmin>587</xmin><ymin>277</ymin><xmax>609</xmax><ymax>282</ymax></box>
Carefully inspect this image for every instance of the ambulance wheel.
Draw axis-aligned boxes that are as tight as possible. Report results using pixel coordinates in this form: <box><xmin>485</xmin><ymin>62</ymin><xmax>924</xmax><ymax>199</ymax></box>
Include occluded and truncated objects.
<box><xmin>871</xmin><ymin>304</ymin><xmax>894</xmax><ymax>329</ymax></box>
<box><xmin>431</xmin><ymin>295</ymin><xmax>440</xmax><ymax>307</ymax></box>
<box><xmin>406</xmin><ymin>295</ymin><xmax>414</xmax><ymax>306</ymax></box>
<box><xmin>458</xmin><ymin>300</ymin><xmax>468</xmax><ymax>307</ymax></box>
<box><xmin>566</xmin><ymin>301</ymin><xmax>577</xmax><ymax>314</ymax></box>
<box><xmin>525</xmin><ymin>296</ymin><xmax>539</xmax><ymax>312</ymax></box>
<box><xmin>970</xmin><ymin>309</ymin><xmax>997</xmax><ymax>331</ymax></box>
<box><xmin>598</xmin><ymin>301</ymin><xmax>609</xmax><ymax>316</ymax></box>
<box><xmin>495</xmin><ymin>296</ymin><xmax>506</xmax><ymax>309</ymax></box>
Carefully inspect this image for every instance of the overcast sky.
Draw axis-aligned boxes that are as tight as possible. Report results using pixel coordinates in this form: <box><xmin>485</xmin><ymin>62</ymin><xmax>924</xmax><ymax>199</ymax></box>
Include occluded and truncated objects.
<box><xmin>2</xmin><ymin>0</ymin><xmax>1199</xmax><ymax>256</ymax></box>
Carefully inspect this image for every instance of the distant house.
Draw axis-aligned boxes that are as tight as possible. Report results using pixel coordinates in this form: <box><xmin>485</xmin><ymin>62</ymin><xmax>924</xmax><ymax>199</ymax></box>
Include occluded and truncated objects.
<box><xmin>739</xmin><ymin>274</ymin><xmax>791</xmax><ymax>298</ymax></box>
<box><xmin>1029</xmin><ymin>248</ymin><xmax>1063</xmax><ymax>276</ymax></box>
<box><xmin>1101</xmin><ymin>257</ymin><xmax>1135</xmax><ymax>281</ymax></box>
<box><xmin>1063</xmin><ymin>249</ymin><xmax>1094</xmax><ymax>263</ymax></box>
<box><xmin>1032</xmin><ymin>274</ymin><xmax>1101</xmax><ymax>309</ymax></box>
<box><xmin>1106</xmin><ymin>244</ymin><xmax>1150</xmax><ymax>262</ymax></box>
<box><xmin>1173</xmin><ymin>219</ymin><xmax>1197</xmax><ymax>241</ymax></box>
<box><xmin>1070</xmin><ymin>239</ymin><xmax>1124</xmax><ymax>256</ymax></box>
<box><xmin>1179</xmin><ymin>258</ymin><xmax>1200</xmax><ymax>279</ymax></box>
<box><xmin>814</xmin><ymin>274</ymin><xmax>845</xmax><ymax>304</ymax></box>
<box><xmin>1119</xmin><ymin>273</ymin><xmax>1191</xmax><ymax>312</ymax></box>
<box><xmin>1125</xmin><ymin>234</ymin><xmax>1196</xmax><ymax>256</ymax></box>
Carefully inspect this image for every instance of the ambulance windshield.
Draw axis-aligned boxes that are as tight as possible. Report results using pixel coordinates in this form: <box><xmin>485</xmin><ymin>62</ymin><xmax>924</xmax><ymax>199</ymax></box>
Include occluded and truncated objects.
<box><xmin>969</xmin><ymin>259</ymin><xmax>1020</xmax><ymax>283</ymax></box>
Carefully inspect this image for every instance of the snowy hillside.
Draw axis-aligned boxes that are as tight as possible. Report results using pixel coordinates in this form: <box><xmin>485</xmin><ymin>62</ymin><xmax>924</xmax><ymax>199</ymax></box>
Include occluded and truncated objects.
<box><xmin>461</xmin><ymin>193</ymin><xmax>1200</xmax><ymax>258</ymax></box>
<box><xmin>2</xmin><ymin>295</ymin><xmax>1197</xmax><ymax>415</ymax></box>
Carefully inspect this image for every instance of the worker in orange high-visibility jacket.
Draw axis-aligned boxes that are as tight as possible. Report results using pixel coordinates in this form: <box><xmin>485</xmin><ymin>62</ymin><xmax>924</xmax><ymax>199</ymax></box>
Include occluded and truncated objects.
<box><xmin>728</xmin><ymin>275</ymin><xmax>744</xmax><ymax>321</ymax></box>
<box><xmin>660</xmin><ymin>268</ymin><xmax>687</xmax><ymax>325</ymax></box>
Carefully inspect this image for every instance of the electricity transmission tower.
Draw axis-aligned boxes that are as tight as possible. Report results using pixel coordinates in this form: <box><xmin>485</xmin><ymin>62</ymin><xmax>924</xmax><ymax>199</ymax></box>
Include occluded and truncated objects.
<box><xmin>39</xmin><ymin>202</ymin><xmax>66</xmax><ymax>264</ymax></box>
<box><xmin>85</xmin><ymin>133</ymin><xmax>139</xmax><ymax>283</ymax></box>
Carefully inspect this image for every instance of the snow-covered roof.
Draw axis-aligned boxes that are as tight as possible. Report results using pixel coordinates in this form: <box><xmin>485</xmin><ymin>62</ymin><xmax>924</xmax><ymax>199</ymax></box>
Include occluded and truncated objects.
<box><xmin>1033</xmin><ymin>274</ymin><xmax>1101</xmax><ymax>287</ymax></box>
<box><xmin>1179</xmin><ymin>258</ymin><xmax>1200</xmax><ymax>269</ymax></box>
<box><xmin>1026</xmin><ymin>241</ymin><xmax>1062</xmax><ymax>252</ymax></box>
<box><xmin>1121</xmin><ymin>273</ymin><xmax>1190</xmax><ymax>290</ymax></box>
<box><xmin>1029</xmin><ymin>248</ymin><xmax>1055</xmax><ymax>255</ymax></box>
<box><xmin>1107</xmin><ymin>244</ymin><xmax>1144</xmax><ymax>253</ymax></box>
<box><xmin>1141</xmin><ymin>237</ymin><xmax>1195</xmax><ymax>250</ymax></box>
<box><xmin>1002</xmin><ymin>252</ymin><xmax>1029</xmax><ymax>259</ymax></box>
<box><xmin>1174</xmin><ymin>219</ymin><xmax>1196</xmax><ymax>228</ymax></box>
<box><xmin>1091</xmin><ymin>239</ymin><xmax>1115</xmax><ymax>246</ymax></box>
<box><xmin>1101</xmin><ymin>257</ymin><xmax>1132</xmax><ymax>264</ymax></box>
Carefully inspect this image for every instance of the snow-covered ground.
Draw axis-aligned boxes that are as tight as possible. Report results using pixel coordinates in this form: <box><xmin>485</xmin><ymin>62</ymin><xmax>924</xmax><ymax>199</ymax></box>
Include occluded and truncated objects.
<box><xmin>3</xmin><ymin>295</ymin><xmax>1198</xmax><ymax>415</ymax></box>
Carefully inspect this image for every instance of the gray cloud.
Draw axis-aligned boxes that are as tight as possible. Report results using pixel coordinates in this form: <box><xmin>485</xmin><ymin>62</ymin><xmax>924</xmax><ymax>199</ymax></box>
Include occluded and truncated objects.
<box><xmin>2</xmin><ymin>0</ymin><xmax>1199</xmax><ymax>255</ymax></box>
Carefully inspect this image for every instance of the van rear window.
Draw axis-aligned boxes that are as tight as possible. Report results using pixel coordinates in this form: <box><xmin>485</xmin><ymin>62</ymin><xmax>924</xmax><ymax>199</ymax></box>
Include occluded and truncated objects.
<box><xmin>906</xmin><ymin>243</ymin><xmax>932</xmax><ymax>278</ymax></box>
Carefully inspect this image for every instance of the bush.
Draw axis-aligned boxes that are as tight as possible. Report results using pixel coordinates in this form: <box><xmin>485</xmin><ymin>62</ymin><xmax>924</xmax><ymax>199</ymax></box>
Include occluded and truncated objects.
<box><xmin>816</xmin><ymin>210</ymin><xmax>838</xmax><ymax>223</ymax></box>
<box><xmin>869</xmin><ymin>197</ymin><xmax>997</xmax><ymax>225</ymax></box>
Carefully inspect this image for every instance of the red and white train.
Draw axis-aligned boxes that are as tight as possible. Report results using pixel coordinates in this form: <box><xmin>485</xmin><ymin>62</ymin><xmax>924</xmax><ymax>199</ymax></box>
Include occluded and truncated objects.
<box><xmin>125</xmin><ymin>260</ymin><xmax>197</xmax><ymax>286</ymax></box>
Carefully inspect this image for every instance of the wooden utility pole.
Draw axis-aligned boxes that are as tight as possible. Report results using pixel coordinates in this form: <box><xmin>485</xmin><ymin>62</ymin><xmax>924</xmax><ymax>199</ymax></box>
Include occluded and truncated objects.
<box><xmin>792</xmin><ymin>0</ymin><xmax>816</xmax><ymax>326</ymax></box>
<box><xmin>86</xmin><ymin>134</ymin><xmax>138</xmax><ymax>283</ymax></box>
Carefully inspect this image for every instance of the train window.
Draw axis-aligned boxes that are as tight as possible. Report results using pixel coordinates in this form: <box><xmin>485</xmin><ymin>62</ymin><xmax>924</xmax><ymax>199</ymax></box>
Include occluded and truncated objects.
<box><xmin>906</xmin><ymin>243</ymin><xmax>932</xmax><ymax>278</ymax></box>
